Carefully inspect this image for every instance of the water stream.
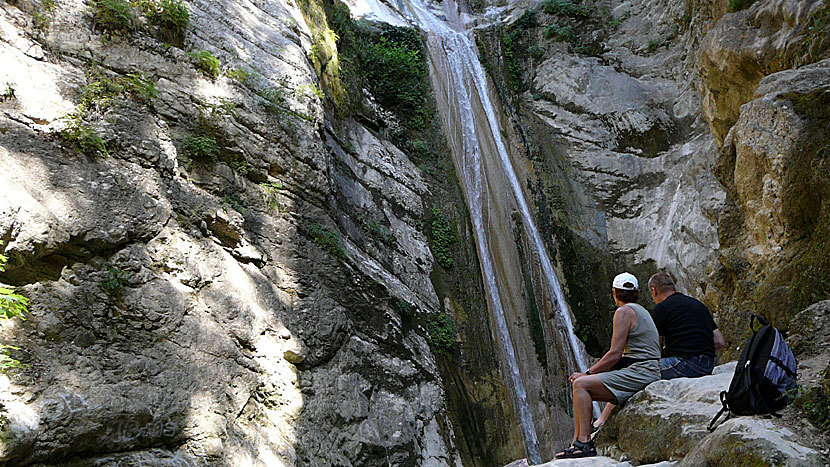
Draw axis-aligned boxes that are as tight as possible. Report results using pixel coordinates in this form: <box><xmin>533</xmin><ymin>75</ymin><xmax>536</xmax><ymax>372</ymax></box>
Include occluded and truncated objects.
<box><xmin>351</xmin><ymin>0</ymin><xmax>597</xmax><ymax>461</ymax></box>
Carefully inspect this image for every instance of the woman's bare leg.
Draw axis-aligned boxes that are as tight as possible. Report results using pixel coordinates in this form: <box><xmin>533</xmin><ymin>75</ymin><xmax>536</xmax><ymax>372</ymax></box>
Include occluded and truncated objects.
<box><xmin>573</xmin><ymin>376</ymin><xmax>616</xmax><ymax>443</ymax></box>
<box><xmin>595</xmin><ymin>403</ymin><xmax>615</xmax><ymax>427</ymax></box>
<box><xmin>558</xmin><ymin>376</ymin><xmax>617</xmax><ymax>456</ymax></box>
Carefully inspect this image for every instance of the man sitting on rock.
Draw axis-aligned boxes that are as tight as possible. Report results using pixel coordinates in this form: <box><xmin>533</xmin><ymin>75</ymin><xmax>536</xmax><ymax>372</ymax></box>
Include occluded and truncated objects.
<box><xmin>649</xmin><ymin>272</ymin><xmax>724</xmax><ymax>379</ymax></box>
<box><xmin>591</xmin><ymin>272</ymin><xmax>725</xmax><ymax>432</ymax></box>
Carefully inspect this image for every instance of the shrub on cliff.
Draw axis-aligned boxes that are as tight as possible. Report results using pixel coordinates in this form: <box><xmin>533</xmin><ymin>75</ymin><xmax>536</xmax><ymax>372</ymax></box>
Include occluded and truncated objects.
<box><xmin>91</xmin><ymin>0</ymin><xmax>136</xmax><ymax>33</ymax></box>
<box><xmin>137</xmin><ymin>0</ymin><xmax>189</xmax><ymax>43</ymax></box>
<box><xmin>181</xmin><ymin>135</ymin><xmax>219</xmax><ymax>161</ymax></box>
<box><xmin>427</xmin><ymin>313</ymin><xmax>457</xmax><ymax>353</ymax></box>
<box><xmin>0</xmin><ymin>242</ymin><xmax>28</xmax><ymax>373</ymax></box>
<box><xmin>188</xmin><ymin>50</ymin><xmax>221</xmax><ymax>79</ymax></box>
<box><xmin>364</xmin><ymin>27</ymin><xmax>428</xmax><ymax>130</ymax></box>
<box><xmin>431</xmin><ymin>207</ymin><xmax>455</xmax><ymax>269</ymax></box>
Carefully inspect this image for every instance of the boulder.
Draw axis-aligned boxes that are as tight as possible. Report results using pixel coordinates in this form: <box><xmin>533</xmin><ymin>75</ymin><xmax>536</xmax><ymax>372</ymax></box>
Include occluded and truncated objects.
<box><xmin>597</xmin><ymin>363</ymin><xmax>825</xmax><ymax>465</ymax></box>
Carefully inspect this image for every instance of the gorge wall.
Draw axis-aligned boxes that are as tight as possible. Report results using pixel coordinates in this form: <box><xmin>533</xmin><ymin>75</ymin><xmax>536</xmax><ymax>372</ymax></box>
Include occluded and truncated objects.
<box><xmin>1</xmin><ymin>0</ymin><xmax>829</xmax><ymax>464</ymax></box>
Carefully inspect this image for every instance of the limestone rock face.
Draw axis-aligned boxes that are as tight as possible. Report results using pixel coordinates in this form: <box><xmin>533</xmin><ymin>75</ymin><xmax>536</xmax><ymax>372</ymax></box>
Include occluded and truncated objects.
<box><xmin>0</xmin><ymin>0</ymin><xmax>477</xmax><ymax>464</ymax></box>
<box><xmin>696</xmin><ymin>0</ymin><xmax>821</xmax><ymax>145</ymax></box>
<box><xmin>708</xmin><ymin>58</ymin><xmax>830</xmax><ymax>350</ymax></box>
<box><xmin>474</xmin><ymin>0</ymin><xmax>727</xmax><ymax>355</ymax></box>
<box><xmin>597</xmin><ymin>364</ymin><xmax>825</xmax><ymax>466</ymax></box>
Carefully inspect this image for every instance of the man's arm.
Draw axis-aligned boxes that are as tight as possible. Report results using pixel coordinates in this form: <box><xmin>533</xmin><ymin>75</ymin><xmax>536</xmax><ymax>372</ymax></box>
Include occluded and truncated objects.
<box><xmin>713</xmin><ymin>328</ymin><xmax>725</xmax><ymax>352</ymax></box>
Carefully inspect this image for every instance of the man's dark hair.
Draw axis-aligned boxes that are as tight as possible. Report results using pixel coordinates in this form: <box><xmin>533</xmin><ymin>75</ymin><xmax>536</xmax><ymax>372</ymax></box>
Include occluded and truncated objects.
<box><xmin>613</xmin><ymin>288</ymin><xmax>639</xmax><ymax>303</ymax></box>
<box><xmin>648</xmin><ymin>272</ymin><xmax>676</xmax><ymax>294</ymax></box>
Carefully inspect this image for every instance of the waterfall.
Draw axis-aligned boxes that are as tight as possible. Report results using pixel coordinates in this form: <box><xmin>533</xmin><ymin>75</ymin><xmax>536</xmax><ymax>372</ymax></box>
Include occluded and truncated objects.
<box><xmin>353</xmin><ymin>0</ymin><xmax>597</xmax><ymax>461</ymax></box>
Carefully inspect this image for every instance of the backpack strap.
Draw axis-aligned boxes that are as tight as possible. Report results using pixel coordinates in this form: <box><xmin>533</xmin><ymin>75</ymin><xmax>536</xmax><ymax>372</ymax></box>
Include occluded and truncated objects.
<box><xmin>769</xmin><ymin>356</ymin><xmax>797</xmax><ymax>378</ymax></box>
<box><xmin>750</xmin><ymin>314</ymin><xmax>768</xmax><ymax>332</ymax></box>
<box><xmin>708</xmin><ymin>391</ymin><xmax>731</xmax><ymax>432</ymax></box>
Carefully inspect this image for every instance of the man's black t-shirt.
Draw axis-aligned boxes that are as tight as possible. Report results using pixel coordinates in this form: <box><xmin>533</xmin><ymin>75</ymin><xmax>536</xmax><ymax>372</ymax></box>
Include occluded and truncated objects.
<box><xmin>653</xmin><ymin>292</ymin><xmax>718</xmax><ymax>358</ymax></box>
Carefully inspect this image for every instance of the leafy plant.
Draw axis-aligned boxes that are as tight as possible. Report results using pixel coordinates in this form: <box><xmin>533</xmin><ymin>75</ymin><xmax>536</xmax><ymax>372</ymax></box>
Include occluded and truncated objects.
<box><xmin>793</xmin><ymin>383</ymin><xmax>830</xmax><ymax>432</ymax></box>
<box><xmin>225</xmin><ymin>67</ymin><xmax>252</xmax><ymax>84</ymax></box>
<box><xmin>188</xmin><ymin>50</ymin><xmax>221</xmax><ymax>79</ymax></box>
<box><xmin>59</xmin><ymin>113</ymin><xmax>109</xmax><ymax>157</ymax></box>
<box><xmin>90</xmin><ymin>0</ymin><xmax>136</xmax><ymax>33</ymax></box>
<box><xmin>364</xmin><ymin>27</ymin><xmax>428</xmax><ymax>130</ymax></box>
<box><xmin>356</xmin><ymin>213</ymin><xmax>392</xmax><ymax>244</ymax></box>
<box><xmin>32</xmin><ymin>0</ymin><xmax>56</xmax><ymax>30</ymax></box>
<box><xmin>541</xmin><ymin>0</ymin><xmax>590</xmax><ymax>18</ymax></box>
<box><xmin>0</xmin><ymin>241</ymin><xmax>29</xmax><ymax>373</ymax></box>
<box><xmin>260</xmin><ymin>181</ymin><xmax>284</xmax><ymax>213</ymax></box>
<box><xmin>125</xmin><ymin>73</ymin><xmax>159</xmax><ymax>102</ymax></box>
<box><xmin>138</xmin><ymin>0</ymin><xmax>189</xmax><ymax>43</ymax></box>
<box><xmin>307</xmin><ymin>224</ymin><xmax>348</xmax><ymax>259</ymax></box>
<box><xmin>221</xmin><ymin>194</ymin><xmax>249</xmax><ymax>214</ymax></box>
<box><xmin>181</xmin><ymin>135</ymin><xmax>219</xmax><ymax>161</ymax></box>
<box><xmin>646</xmin><ymin>39</ymin><xmax>659</xmax><ymax>52</ymax></box>
<box><xmin>431</xmin><ymin>206</ymin><xmax>455</xmax><ymax>269</ymax></box>
<box><xmin>100</xmin><ymin>265</ymin><xmax>130</xmax><ymax>294</ymax></box>
<box><xmin>426</xmin><ymin>313</ymin><xmax>457</xmax><ymax>353</ymax></box>
<box><xmin>1</xmin><ymin>83</ymin><xmax>14</xmax><ymax>102</ymax></box>
<box><xmin>544</xmin><ymin>24</ymin><xmax>575</xmax><ymax>42</ymax></box>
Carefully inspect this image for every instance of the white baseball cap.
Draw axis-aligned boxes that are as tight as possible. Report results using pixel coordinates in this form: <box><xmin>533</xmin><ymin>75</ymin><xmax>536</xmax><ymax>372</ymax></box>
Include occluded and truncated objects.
<box><xmin>612</xmin><ymin>272</ymin><xmax>638</xmax><ymax>290</ymax></box>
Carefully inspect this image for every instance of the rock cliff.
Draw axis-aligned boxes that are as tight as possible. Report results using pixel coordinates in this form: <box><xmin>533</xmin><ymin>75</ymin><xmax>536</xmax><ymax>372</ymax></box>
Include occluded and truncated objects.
<box><xmin>0</xmin><ymin>0</ymin><xmax>524</xmax><ymax>464</ymax></box>
<box><xmin>1</xmin><ymin>0</ymin><xmax>829</xmax><ymax>464</ymax></box>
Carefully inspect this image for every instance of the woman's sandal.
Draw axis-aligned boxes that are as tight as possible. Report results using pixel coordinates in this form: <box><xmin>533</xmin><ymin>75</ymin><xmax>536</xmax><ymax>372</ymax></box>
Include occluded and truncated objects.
<box><xmin>555</xmin><ymin>439</ymin><xmax>597</xmax><ymax>459</ymax></box>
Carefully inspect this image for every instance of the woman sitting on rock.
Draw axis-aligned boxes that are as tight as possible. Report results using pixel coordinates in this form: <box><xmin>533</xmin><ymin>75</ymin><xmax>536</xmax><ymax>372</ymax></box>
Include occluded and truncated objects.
<box><xmin>555</xmin><ymin>272</ymin><xmax>661</xmax><ymax>459</ymax></box>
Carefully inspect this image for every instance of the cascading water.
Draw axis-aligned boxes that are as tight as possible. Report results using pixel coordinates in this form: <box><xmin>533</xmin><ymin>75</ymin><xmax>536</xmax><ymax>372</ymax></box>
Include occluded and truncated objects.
<box><xmin>354</xmin><ymin>0</ymin><xmax>597</xmax><ymax>461</ymax></box>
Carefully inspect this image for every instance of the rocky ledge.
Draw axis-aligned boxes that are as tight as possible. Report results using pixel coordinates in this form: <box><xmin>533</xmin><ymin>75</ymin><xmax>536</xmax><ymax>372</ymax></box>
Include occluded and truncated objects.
<box><xmin>508</xmin><ymin>359</ymin><xmax>830</xmax><ymax>466</ymax></box>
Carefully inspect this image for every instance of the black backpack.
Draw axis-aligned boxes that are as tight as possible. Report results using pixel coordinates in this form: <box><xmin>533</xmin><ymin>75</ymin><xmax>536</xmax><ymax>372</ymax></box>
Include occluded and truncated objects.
<box><xmin>708</xmin><ymin>315</ymin><xmax>798</xmax><ymax>432</ymax></box>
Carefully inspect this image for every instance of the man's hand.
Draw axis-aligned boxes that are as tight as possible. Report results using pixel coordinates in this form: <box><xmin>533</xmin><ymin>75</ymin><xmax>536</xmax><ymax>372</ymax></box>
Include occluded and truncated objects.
<box><xmin>568</xmin><ymin>372</ymin><xmax>587</xmax><ymax>384</ymax></box>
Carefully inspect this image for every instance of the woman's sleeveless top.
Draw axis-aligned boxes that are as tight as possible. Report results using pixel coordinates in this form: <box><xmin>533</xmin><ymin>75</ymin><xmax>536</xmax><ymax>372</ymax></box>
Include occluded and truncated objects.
<box><xmin>621</xmin><ymin>303</ymin><xmax>661</xmax><ymax>360</ymax></box>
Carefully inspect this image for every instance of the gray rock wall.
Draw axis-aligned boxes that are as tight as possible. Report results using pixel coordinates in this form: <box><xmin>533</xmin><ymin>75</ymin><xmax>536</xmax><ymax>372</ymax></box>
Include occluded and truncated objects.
<box><xmin>0</xmin><ymin>0</ymin><xmax>485</xmax><ymax>464</ymax></box>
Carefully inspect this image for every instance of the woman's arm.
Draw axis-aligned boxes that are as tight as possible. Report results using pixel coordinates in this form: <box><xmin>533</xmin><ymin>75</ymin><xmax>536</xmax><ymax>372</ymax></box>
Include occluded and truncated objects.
<box><xmin>587</xmin><ymin>306</ymin><xmax>635</xmax><ymax>374</ymax></box>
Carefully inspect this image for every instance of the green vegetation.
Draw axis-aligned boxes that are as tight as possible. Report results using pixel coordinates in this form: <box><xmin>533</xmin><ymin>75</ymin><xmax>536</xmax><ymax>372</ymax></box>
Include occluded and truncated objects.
<box><xmin>0</xmin><ymin>241</ymin><xmax>29</xmax><ymax>373</ymax></box>
<box><xmin>59</xmin><ymin>114</ymin><xmax>109</xmax><ymax>158</ymax></box>
<box><xmin>647</xmin><ymin>39</ymin><xmax>659</xmax><ymax>52</ymax></box>
<box><xmin>90</xmin><ymin>0</ymin><xmax>136</xmax><ymax>33</ymax></box>
<box><xmin>1</xmin><ymin>83</ymin><xmax>14</xmax><ymax>102</ymax></box>
<box><xmin>364</xmin><ymin>27</ymin><xmax>429</xmax><ymax>130</ymax></box>
<box><xmin>794</xmin><ymin>387</ymin><xmax>830</xmax><ymax>431</ymax></box>
<box><xmin>356</xmin><ymin>213</ymin><xmax>392</xmax><ymax>244</ymax></box>
<box><xmin>544</xmin><ymin>24</ymin><xmax>575</xmax><ymax>42</ymax></box>
<box><xmin>431</xmin><ymin>207</ymin><xmax>455</xmax><ymax>269</ymax></box>
<box><xmin>225</xmin><ymin>67</ymin><xmax>252</xmax><ymax>84</ymax></box>
<box><xmin>221</xmin><ymin>194</ymin><xmax>249</xmax><ymax>214</ymax></box>
<box><xmin>188</xmin><ymin>50</ymin><xmax>221</xmax><ymax>79</ymax></box>
<box><xmin>794</xmin><ymin>367</ymin><xmax>830</xmax><ymax>432</ymax></box>
<box><xmin>260</xmin><ymin>181</ymin><xmax>284</xmax><ymax>213</ymax></box>
<box><xmin>33</xmin><ymin>0</ymin><xmax>55</xmax><ymax>30</ymax></box>
<box><xmin>307</xmin><ymin>224</ymin><xmax>348</xmax><ymax>259</ymax></box>
<box><xmin>503</xmin><ymin>9</ymin><xmax>538</xmax><ymax>93</ymax></box>
<box><xmin>124</xmin><ymin>73</ymin><xmax>159</xmax><ymax>102</ymax></box>
<box><xmin>58</xmin><ymin>69</ymin><xmax>157</xmax><ymax>157</ymax></box>
<box><xmin>297</xmin><ymin>0</ymin><xmax>346</xmax><ymax>106</ymax></box>
<box><xmin>80</xmin><ymin>71</ymin><xmax>158</xmax><ymax>111</ymax></box>
<box><xmin>796</xmin><ymin>4</ymin><xmax>830</xmax><ymax>65</ymax></box>
<box><xmin>100</xmin><ymin>265</ymin><xmax>130</xmax><ymax>294</ymax></box>
<box><xmin>181</xmin><ymin>135</ymin><xmax>219</xmax><ymax>161</ymax></box>
<box><xmin>727</xmin><ymin>0</ymin><xmax>757</xmax><ymax>12</ymax></box>
<box><xmin>426</xmin><ymin>313</ymin><xmax>457</xmax><ymax>353</ymax></box>
<box><xmin>137</xmin><ymin>0</ymin><xmax>189</xmax><ymax>43</ymax></box>
<box><xmin>541</xmin><ymin>0</ymin><xmax>590</xmax><ymax>17</ymax></box>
